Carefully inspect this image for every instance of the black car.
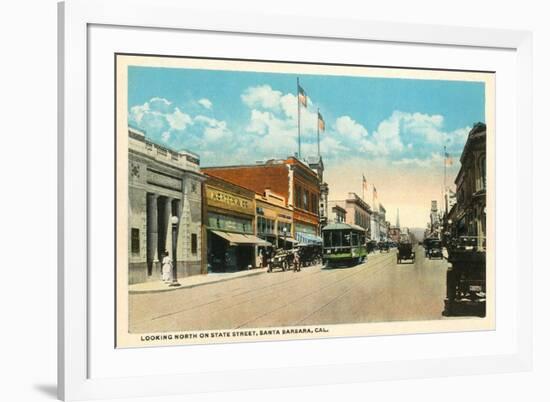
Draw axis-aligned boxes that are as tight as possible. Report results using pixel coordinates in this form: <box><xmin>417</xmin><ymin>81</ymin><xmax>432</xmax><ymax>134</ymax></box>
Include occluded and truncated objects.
<box><xmin>397</xmin><ymin>242</ymin><xmax>415</xmax><ymax>263</ymax></box>
<box><xmin>427</xmin><ymin>240</ymin><xmax>443</xmax><ymax>259</ymax></box>
<box><xmin>366</xmin><ymin>240</ymin><xmax>378</xmax><ymax>254</ymax></box>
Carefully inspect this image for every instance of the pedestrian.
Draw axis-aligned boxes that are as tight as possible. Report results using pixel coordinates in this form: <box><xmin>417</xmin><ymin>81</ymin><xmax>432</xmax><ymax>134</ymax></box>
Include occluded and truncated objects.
<box><xmin>293</xmin><ymin>249</ymin><xmax>301</xmax><ymax>272</ymax></box>
<box><xmin>162</xmin><ymin>250</ymin><xmax>172</xmax><ymax>282</ymax></box>
<box><xmin>262</xmin><ymin>248</ymin><xmax>269</xmax><ymax>268</ymax></box>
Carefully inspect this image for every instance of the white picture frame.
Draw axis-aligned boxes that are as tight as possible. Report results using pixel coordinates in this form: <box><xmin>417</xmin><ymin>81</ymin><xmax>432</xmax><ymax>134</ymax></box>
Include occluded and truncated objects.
<box><xmin>58</xmin><ymin>0</ymin><xmax>533</xmax><ymax>400</ymax></box>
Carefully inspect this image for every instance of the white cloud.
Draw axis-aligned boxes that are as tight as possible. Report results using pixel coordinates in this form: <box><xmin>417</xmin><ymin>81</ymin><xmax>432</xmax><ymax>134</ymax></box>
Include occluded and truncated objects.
<box><xmin>166</xmin><ymin>107</ymin><xmax>192</xmax><ymax>130</ymax></box>
<box><xmin>245</xmin><ymin>109</ymin><xmax>273</xmax><ymax>135</ymax></box>
<box><xmin>241</xmin><ymin>85</ymin><xmax>283</xmax><ymax>110</ymax></box>
<box><xmin>129</xmin><ymin>103</ymin><xmax>149</xmax><ymax>124</ymax></box>
<box><xmin>334</xmin><ymin>116</ymin><xmax>368</xmax><ymax>141</ymax></box>
<box><xmin>194</xmin><ymin>115</ymin><xmax>231</xmax><ymax>143</ymax></box>
<box><xmin>148</xmin><ymin>97</ymin><xmax>173</xmax><ymax>113</ymax></box>
<box><xmin>320</xmin><ymin>135</ymin><xmax>349</xmax><ymax>156</ymax></box>
<box><xmin>350</xmin><ymin>112</ymin><xmax>404</xmax><ymax>157</ymax></box>
<box><xmin>129</xmin><ymin>97</ymin><xmax>233</xmax><ymax>149</ymax></box>
<box><xmin>392</xmin><ymin>152</ymin><xmax>444</xmax><ymax>168</ymax></box>
<box><xmin>129</xmin><ymin>91</ymin><xmax>473</xmax><ymax>171</ymax></box>
<box><xmin>198</xmin><ymin>98</ymin><xmax>213</xmax><ymax>109</ymax></box>
<box><xmin>393</xmin><ymin>111</ymin><xmax>471</xmax><ymax>148</ymax></box>
<box><xmin>238</xmin><ymin>85</ymin><xmax>323</xmax><ymax>160</ymax></box>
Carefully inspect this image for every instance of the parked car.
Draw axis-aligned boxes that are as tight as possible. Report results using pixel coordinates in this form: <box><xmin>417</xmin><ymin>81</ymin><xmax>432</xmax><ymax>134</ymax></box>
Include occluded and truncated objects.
<box><xmin>366</xmin><ymin>240</ymin><xmax>378</xmax><ymax>254</ymax></box>
<box><xmin>267</xmin><ymin>248</ymin><xmax>294</xmax><ymax>272</ymax></box>
<box><xmin>296</xmin><ymin>243</ymin><xmax>322</xmax><ymax>267</ymax></box>
<box><xmin>427</xmin><ymin>239</ymin><xmax>443</xmax><ymax>259</ymax></box>
<box><xmin>379</xmin><ymin>241</ymin><xmax>390</xmax><ymax>252</ymax></box>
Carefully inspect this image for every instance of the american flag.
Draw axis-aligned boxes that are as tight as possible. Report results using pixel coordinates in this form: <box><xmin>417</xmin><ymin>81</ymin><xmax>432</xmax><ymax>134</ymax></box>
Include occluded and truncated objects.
<box><xmin>444</xmin><ymin>151</ymin><xmax>453</xmax><ymax>166</ymax></box>
<box><xmin>298</xmin><ymin>84</ymin><xmax>307</xmax><ymax>107</ymax></box>
<box><xmin>318</xmin><ymin>111</ymin><xmax>325</xmax><ymax>132</ymax></box>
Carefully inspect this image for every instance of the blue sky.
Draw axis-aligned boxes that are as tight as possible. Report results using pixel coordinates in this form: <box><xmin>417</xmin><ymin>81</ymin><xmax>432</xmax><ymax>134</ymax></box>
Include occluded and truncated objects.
<box><xmin>127</xmin><ymin>64</ymin><xmax>486</xmax><ymax>228</ymax></box>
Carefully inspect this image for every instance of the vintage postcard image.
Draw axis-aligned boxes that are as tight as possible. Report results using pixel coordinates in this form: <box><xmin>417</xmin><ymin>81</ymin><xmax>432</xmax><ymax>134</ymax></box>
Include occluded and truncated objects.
<box><xmin>115</xmin><ymin>55</ymin><xmax>494</xmax><ymax>347</ymax></box>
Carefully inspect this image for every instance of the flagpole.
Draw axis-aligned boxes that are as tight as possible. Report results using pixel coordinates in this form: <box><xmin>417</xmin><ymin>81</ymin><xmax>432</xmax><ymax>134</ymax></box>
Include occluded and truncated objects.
<box><xmin>372</xmin><ymin>184</ymin><xmax>376</xmax><ymax>212</ymax></box>
<box><xmin>317</xmin><ymin>108</ymin><xmax>321</xmax><ymax>159</ymax></box>
<box><xmin>297</xmin><ymin>77</ymin><xmax>301</xmax><ymax>159</ymax></box>
<box><xmin>362</xmin><ymin>175</ymin><xmax>365</xmax><ymax>202</ymax></box>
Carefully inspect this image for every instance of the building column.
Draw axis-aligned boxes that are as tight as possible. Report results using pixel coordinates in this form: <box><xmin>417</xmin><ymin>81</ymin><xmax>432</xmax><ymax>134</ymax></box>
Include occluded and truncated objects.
<box><xmin>156</xmin><ymin>196</ymin><xmax>169</xmax><ymax>264</ymax></box>
<box><xmin>163</xmin><ymin>197</ymin><xmax>173</xmax><ymax>262</ymax></box>
<box><xmin>146</xmin><ymin>193</ymin><xmax>158</xmax><ymax>277</ymax></box>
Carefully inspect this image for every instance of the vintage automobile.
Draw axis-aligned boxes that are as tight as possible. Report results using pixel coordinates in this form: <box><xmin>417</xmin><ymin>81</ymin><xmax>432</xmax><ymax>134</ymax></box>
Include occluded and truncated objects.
<box><xmin>442</xmin><ymin>236</ymin><xmax>486</xmax><ymax>317</ymax></box>
<box><xmin>296</xmin><ymin>243</ymin><xmax>323</xmax><ymax>267</ymax></box>
<box><xmin>427</xmin><ymin>239</ymin><xmax>443</xmax><ymax>259</ymax></box>
<box><xmin>397</xmin><ymin>242</ymin><xmax>415</xmax><ymax>264</ymax></box>
<box><xmin>379</xmin><ymin>241</ymin><xmax>390</xmax><ymax>253</ymax></box>
<box><xmin>267</xmin><ymin>248</ymin><xmax>294</xmax><ymax>272</ymax></box>
<box><xmin>366</xmin><ymin>240</ymin><xmax>378</xmax><ymax>254</ymax></box>
<box><xmin>423</xmin><ymin>237</ymin><xmax>437</xmax><ymax>256</ymax></box>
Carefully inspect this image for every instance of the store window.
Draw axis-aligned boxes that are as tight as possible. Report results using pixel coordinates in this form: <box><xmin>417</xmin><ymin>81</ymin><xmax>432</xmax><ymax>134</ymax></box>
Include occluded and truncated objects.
<box><xmin>191</xmin><ymin>233</ymin><xmax>198</xmax><ymax>255</ymax></box>
<box><xmin>131</xmin><ymin>228</ymin><xmax>140</xmax><ymax>253</ymax></box>
<box><xmin>257</xmin><ymin>217</ymin><xmax>275</xmax><ymax>235</ymax></box>
<box><xmin>295</xmin><ymin>186</ymin><xmax>302</xmax><ymax>209</ymax></box>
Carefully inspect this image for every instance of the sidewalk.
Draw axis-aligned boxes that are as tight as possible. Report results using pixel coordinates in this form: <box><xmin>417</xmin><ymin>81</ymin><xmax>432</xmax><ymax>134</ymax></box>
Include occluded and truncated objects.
<box><xmin>128</xmin><ymin>267</ymin><xmax>268</xmax><ymax>294</ymax></box>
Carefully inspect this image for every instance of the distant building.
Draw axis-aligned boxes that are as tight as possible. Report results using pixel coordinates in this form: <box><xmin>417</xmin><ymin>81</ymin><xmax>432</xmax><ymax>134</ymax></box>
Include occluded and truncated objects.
<box><xmin>328</xmin><ymin>204</ymin><xmax>347</xmax><ymax>224</ymax></box>
<box><xmin>328</xmin><ymin>192</ymin><xmax>371</xmax><ymax>237</ymax></box>
<box><xmin>400</xmin><ymin>227</ymin><xmax>410</xmax><ymax>242</ymax></box>
<box><xmin>452</xmin><ymin>122</ymin><xmax>486</xmax><ymax>248</ymax></box>
<box><xmin>378</xmin><ymin>204</ymin><xmax>387</xmax><ymax>241</ymax></box>
<box><xmin>388</xmin><ymin>226</ymin><xmax>401</xmax><ymax>243</ymax></box>
<box><xmin>127</xmin><ymin>127</ymin><xmax>205</xmax><ymax>284</ymax></box>
<box><xmin>306</xmin><ymin>156</ymin><xmax>329</xmax><ymax>229</ymax></box>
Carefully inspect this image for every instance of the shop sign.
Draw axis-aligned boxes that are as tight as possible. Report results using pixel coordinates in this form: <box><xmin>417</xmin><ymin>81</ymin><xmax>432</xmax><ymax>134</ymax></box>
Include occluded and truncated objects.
<box><xmin>206</xmin><ymin>186</ymin><xmax>254</xmax><ymax>214</ymax></box>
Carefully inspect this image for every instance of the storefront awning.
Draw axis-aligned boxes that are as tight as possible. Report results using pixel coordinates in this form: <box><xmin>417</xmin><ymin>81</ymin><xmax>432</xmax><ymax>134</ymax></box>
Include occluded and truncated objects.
<box><xmin>278</xmin><ymin>235</ymin><xmax>299</xmax><ymax>244</ymax></box>
<box><xmin>295</xmin><ymin>232</ymin><xmax>323</xmax><ymax>245</ymax></box>
<box><xmin>211</xmin><ymin>230</ymin><xmax>272</xmax><ymax>246</ymax></box>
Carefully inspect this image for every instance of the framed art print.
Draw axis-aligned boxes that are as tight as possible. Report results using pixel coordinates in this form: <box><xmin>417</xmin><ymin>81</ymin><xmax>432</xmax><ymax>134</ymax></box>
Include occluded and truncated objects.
<box><xmin>115</xmin><ymin>54</ymin><xmax>495</xmax><ymax>348</ymax></box>
<box><xmin>58</xmin><ymin>0</ymin><xmax>533</xmax><ymax>400</ymax></box>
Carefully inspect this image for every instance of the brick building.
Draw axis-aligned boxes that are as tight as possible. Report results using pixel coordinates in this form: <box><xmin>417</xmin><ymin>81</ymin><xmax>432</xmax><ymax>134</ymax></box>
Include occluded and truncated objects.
<box><xmin>202</xmin><ymin>156</ymin><xmax>322</xmax><ymax>244</ymax></box>
<box><xmin>203</xmin><ymin>174</ymin><xmax>269</xmax><ymax>272</ymax></box>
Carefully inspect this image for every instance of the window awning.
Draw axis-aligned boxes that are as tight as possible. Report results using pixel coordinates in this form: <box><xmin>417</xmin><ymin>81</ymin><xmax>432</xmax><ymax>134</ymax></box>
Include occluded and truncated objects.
<box><xmin>295</xmin><ymin>232</ymin><xmax>323</xmax><ymax>245</ymax></box>
<box><xmin>211</xmin><ymin>230</ymin><xmax>272</xmax><ymax>246</ymax></box>
<box><xmin>278</xmin><ymin>235</ymin><xmax>299</xmax><ymax>244</ymax></box>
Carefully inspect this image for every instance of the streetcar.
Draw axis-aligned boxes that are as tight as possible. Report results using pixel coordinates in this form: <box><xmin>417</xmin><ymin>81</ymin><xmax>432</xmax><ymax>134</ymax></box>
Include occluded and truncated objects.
<box><xmin>322</xmin><ymin>223</ymin><xmax>367</xmax><ymax>267</ymax></box>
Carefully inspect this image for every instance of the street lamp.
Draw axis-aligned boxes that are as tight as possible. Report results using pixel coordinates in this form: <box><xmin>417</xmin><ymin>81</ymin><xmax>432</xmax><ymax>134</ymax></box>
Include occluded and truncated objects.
<box><xmin>283</xmin><ymin>226</ymin><xmax>287</xmax><ymax>250</ymax></box>
<box><xmin>169</xmin><ymin>215</ymin><xmax>181</xmax><ymax>287</ymax></box>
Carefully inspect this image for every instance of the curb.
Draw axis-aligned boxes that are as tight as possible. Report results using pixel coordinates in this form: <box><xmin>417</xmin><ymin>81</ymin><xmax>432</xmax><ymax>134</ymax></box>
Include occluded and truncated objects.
<box><xmin>129</xmin><ymin>269</ymin><xmax>267</xmax><ymax>295</ymax></box>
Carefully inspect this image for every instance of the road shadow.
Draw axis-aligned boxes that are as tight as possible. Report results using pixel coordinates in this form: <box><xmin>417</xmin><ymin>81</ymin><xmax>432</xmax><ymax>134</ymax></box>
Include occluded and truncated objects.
<box><xmin>34</xmin><ymin>384</ymin><xmax>57</xmax><ymax>399</ymax></box>
<box><xmin>322</xmin><ymin>264</ymin><xmax>363</xmax><ymax>270</ymax></box>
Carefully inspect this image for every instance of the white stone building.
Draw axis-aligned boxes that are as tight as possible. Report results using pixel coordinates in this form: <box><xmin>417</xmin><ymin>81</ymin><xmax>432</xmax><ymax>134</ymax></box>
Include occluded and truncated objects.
<box><xmin>128</xmin><ymin>127</ymin><xmax>205</xmax><ymax>284</ymax></box>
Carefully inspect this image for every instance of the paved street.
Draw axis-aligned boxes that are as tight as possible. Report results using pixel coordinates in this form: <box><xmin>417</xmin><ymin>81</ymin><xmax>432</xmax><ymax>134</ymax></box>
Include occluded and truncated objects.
<box><xmin>129</xmin><ymin>246</ymin><xmax>448</xmax><ymax>333</ymax></box>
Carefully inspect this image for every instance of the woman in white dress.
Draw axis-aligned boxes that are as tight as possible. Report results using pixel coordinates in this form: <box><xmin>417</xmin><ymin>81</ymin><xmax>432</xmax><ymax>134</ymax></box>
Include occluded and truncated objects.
<box><xmin>162</xmin><ymin>251</ymin><xmax>172</xmax><ymax>282</ymax></box>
